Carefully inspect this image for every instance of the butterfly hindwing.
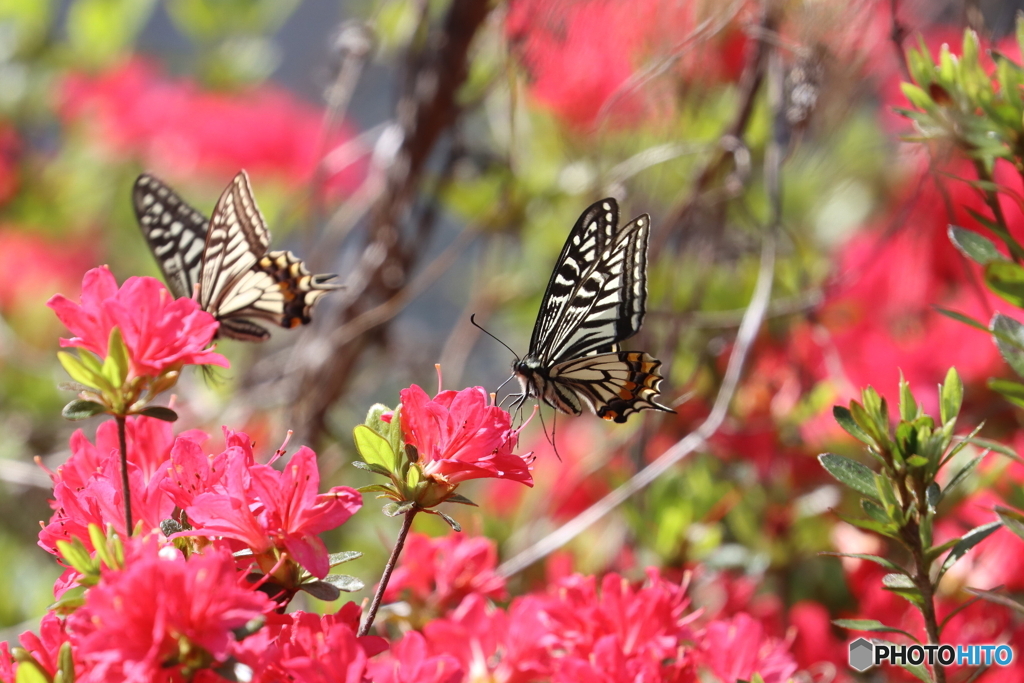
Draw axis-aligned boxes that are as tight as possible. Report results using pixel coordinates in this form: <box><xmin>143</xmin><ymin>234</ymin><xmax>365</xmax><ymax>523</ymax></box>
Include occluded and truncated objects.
<box><xmin>132</xmin><ymin>174</ymin><xmax>210</xmax><ymax>299</ymax></box>
<box><xmin>514</xmin><ymin>198</ymin><xmax>672</xmax><ymax>422</ymax></box>
<box><xmin>133</xmin><ymin>171</ymin><xmax>340</xmax><ymax>342</ymax></box>
<box><xmin>551</xmin><ymin>351</ymin><xmax>667</xmax><ymax>423</ymax></box>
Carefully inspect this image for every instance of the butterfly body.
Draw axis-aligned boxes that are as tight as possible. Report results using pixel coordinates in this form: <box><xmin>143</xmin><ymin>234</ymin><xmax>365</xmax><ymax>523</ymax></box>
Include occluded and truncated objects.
<box><xmin>513</xmin><ymin>198</ymin><xmax>672</xmax><ymax>423</ymax></box>
<box><xmin>133</xmin><ymin>171</ymin><xmax>340</xmax><ymax>341</ymax></box>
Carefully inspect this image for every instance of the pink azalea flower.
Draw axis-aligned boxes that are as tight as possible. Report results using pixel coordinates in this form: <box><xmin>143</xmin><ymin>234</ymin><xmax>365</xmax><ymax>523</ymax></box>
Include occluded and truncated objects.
<box><xmin>0</xmin><ymin>642</ymin><xmax>14</xmax><ymax>682</ymax></box>
<box><xmin>185</xmin><ymin>445</ymin><xmax>362</xmax><ymax>579</ymax></box>
<box><xmin>69</xmin><ymin>543</ymin><xmax>272</xmax><ymax>683</ymax></box>
<box><xmin>698</xmin><ymin>613</ymin><xmax>798</xmax><ymax>683</ymax></box>
<box><xmin>368</xmin><ymin>631</ymin><xmax>462</xmax><ymax>683</ymax></box>
<box><xmin>46</xmin><ymin>416</ymin><xmax>206</xmax><ymax>489</ymax></box>
<box><xmin>18</xmin><ymin>613</ymin><xmax>74</xmax><ymax>679</ymax></box>
<box><xmin>420</xmin><ymin>570</ymin><xmax>713</xmax><ymax>683</ymax></box>
<box><xmin>248</xmin><ymin>609</ymin><xmax>373</xmax><ymax>683</ymax></box>
<box><xmin>400</xmin><ymin>383</ymin><xmax>534</xmax><ymax>488</ymax></box>
<box><xmin>47</xmin><ymin>266</ymin><xmax>228</xmax><ymax>378</ymax></box>
<box><xmin>384</xmin><ymin>532</ymin><xmax>507</xmax><ymax>614</ymax></box>
<box><xmin>39</xmin><ymin>448</ymin><xmax>175</xmax><ymax>555</ymax></box>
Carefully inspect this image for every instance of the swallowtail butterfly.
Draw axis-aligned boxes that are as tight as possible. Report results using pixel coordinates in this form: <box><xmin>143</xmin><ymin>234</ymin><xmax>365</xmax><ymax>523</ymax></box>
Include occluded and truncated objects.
<box><xmin>132</xmin><ymin>171</ymin><xmax>340</xmax><ymax>341</ymax></box>
<box><xmin>512</xmin><ymin>198</ymin><xmax>672</xmax><ymax>423</ymax></box>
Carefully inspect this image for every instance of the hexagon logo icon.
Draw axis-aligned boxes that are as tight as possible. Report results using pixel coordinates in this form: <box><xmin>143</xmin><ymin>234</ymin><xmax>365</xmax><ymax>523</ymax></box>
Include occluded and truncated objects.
<box><xmin>849</xmin><ymin>638</ymin><xmax>874</xmax><ymax>672</ymax></box>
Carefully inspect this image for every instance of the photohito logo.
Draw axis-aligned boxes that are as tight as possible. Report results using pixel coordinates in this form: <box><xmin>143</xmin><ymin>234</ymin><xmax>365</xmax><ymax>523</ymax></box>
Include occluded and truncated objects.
<box><xmin>848</xmin><ymin>639</ymin><xmax>1014</xmax><ymax>672</ymax></box>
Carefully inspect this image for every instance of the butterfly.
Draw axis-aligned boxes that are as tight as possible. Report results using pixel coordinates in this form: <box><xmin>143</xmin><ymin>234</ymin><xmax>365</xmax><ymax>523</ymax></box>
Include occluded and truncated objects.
<box><xmin>511</xmin><ymin>198</ymin><xmax>673</xmax><ymax>423</ymax></box>
<box><xmin>132</xmin><ymin>171</ymin><xmax>340</xmax><ymax>341</ymax></box>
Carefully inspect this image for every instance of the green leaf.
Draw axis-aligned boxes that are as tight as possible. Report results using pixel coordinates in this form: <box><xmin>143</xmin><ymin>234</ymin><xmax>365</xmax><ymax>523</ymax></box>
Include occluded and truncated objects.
<box><xmin>926</xmin><ymin>482</ymin><xmax>941</xmax><ymax>510</ymax></box>
<box><xmin>862</xmin><ymin>499</ymin><xmax>891</xmax><ymax>525</ymax></box>
<box><xmin>992</xmin><ymin>314</ymin><xmax>1024</xmax><ymax>378</ymax></box>
<box><xmin>965</xmin><ymin>436</ymin><xmax>1021</xmax><ymax>461</ymax></box>
<box><xmin>996</xmin><ymin>506</ymin><xmax>1024</xmax><ymax>542</ymax></box>
<box><xmin>832</xmin><ymin>405</ymin><xmax>873</xmax><ymax>444</ymax></box>
<box><xmin>138</xmin><ymin>406</ymin><xmax>178</xmax><ymax>422</ymax></box>
<box><xmin>352</xmin><ymin>461</ymin><xmax>393</xmax><ymax>477</ymax></box>
<box><xmin>944</xmin><ymin>456</ymin><xmax>983</xmax><ymax>495</ymax></box>
<box><xmin>105</xmin><ymin>327</ymin><xmax>130</xmax><ymax>386</ymax></box>
<box><xmin>965</xmin><ymin>586</ymin><xmax>1024</xmax><ymax>614</ymax></box>
<box><xmin>948</xmin><ymin>225</ymin><xmax>1008</xmax><ymax>264</ymax></box>
<box><xmin>818</xmin><ymin>453</ymin><xmax>879</xmax><ymax>500</ymax></box>
<box><xmin>899</xmin><ymin>373</ymin><xmax>918</xmax><ymax>421</ymax></box>
<box><xmin>939</xmin><ymin>367</ymin><xmax>963</xmax><ymax>425</ymax></box>
<box><xmin>882</xmin><ymin>573</ymin><xmax>924</xmax><ymax>606</ymax></box>
<box><xmin>445</xmin><ymin>493</ymin><xmax>478</xmax><ymax>506</ymax></box>
<box><xmin>388</xmin><ymin>405</ymin><xmax>404</xmax><ymax>462</ymax></box>
<box><xmin>382</xmin><ymin>500</ymin><xmax>417</xmax><ymax>517</ymax></box>
<box><xmin>838</xmin><ymin>512</ymin><xmax>900</xmax><ymax>539</ymax></box>
<box><xmin>56</xmin><ymin>642</ymin><xmax>75</xmax><ymax>683</ymax></box>
<box><xmin>988</xmin><ymin>377</ymin><xmax>1024</xmax><ymax>408</ymax></box>
<box><xmin>299</xmin><ymin>580</ymin><xmax>341</xmax><ymax>602</ymax></box>
<box><xmin>832</xmin><ymin>618</ymin><xmax>920</xmax><ymax>642</ymax></box>
<box><xmin>322</xmin><ymin>574</ymin><xmax>364</xmax><ymax>592</ymax></box>
<box><xmin>939</xmin><ymin>521</ymin><xmax>1001</xmax><ymax>579</ymax></box>
<box><xmin>62</xmin><ymin>399</ymin><xmax>107</xmax><ymax>421</ymax></box>
<box><xmin>14</xmin><ymin>659</ymin><xmax>49</xmax><ymax>683</ymax></box>
<box><xmin>435</xmin><ymin>509</ymin><xmax>462</xmax><ymax>532</ymax></box>
<box><xmin>328</xmin><ymin>551</ymin><xmax>362</xmax><ymax>566</ymax></box>
<box><xmin>362</xmin><ymin>403</ymin><xmax>394</xmax><ymax>437</ymax></box>
<box><xmin>357</xmin><ymin>484</ymin><xmax>399</xmax><ymax>497</ymax></box>
<box><xmin>985</xmin><ymin>260</ymin><xmax>1024</xmax><ymax>307</ymax></box>
<box><xmin>56</xmin><ymin>538</ymin><xmax>95</xmax><ymax>575</ymax></box>
<box><xmin>934</xmin><ymin>306</ymin><xmax>995</xmax><ymax>334</ymax></box>
<box><xmin>353</xmin><ymin>424</ymin><xmax>397</xmax><ymax>473</ymax></box>
<box><xmin>821</xmin><ymin>552</ymin><xmax>908</xmax><ymax>574</ymax></box>
<box><xmin>57</xmin><ymin>352</ymin><xmax>109</xmax><ymax>392</ymax></box>
<box><xmin>906</xmin><ymin>455</ymin><xmax>928</xmax><ymax>468</ymax></box>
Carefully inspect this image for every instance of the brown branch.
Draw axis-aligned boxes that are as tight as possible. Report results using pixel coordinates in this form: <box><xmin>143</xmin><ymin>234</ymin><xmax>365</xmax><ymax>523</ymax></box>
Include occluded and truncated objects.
<box><xmin>291</xmin><ymin>0</ymin><xmax>493</xmax><ymax>444</ymax></box>
<box><xmin>652</xmin><ymin>4</ymin><xmax>778</xmax><ymax>253</ymax></box>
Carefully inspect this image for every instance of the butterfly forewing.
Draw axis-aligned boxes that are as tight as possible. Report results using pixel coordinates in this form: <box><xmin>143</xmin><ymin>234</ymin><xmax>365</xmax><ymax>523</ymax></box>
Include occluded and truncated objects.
<box><xmin>132</xmin><ymin>174</ymin><xmax>209</xmax><ymax>299</ymax></box>
<box><xmin>529</xmin><ymin>199</ymin><xmax>618</xmax><ymax>360</ymax></box>
<box><xmin>542</xmin><ymin>214</ymin><xmax>649</xmax><ymax>363</ymax></box>
<box><xmin>199</xmin><ymin>171</ymin><xmax>271</xmax><ymax>314</ymax></box>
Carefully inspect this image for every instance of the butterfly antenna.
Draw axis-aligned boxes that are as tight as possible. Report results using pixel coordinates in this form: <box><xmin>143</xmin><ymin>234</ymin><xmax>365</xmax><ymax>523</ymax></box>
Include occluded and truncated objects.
<box><xmin>470</xmin><ymin>314</ymin><xmax>519</xmax><ymax>362</ymax></box>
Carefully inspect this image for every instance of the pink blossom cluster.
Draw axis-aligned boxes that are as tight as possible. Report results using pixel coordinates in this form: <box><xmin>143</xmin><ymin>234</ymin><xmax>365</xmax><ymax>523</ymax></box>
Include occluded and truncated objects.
<box><xmin>58</xmin><ymin>59</ymin><xmax>364</xmax><ymax>193</ymax></box>
<box><xmin>375</xmin><ymin>533</ymin><xmax>798</xmax><ymax>683</ymax></box>
<box><xmin>20</xmin><ymin>412</ymin><xmax>369</xmax><ymax>682</ymax></box>
<box><xmin>40</xmin><ymin>416</ymin><xmax>361</xmax><ymax>586</ymax></box>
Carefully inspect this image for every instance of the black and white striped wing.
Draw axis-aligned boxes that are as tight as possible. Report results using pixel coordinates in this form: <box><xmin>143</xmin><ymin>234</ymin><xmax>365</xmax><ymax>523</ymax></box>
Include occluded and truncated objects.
<box><xmin>198</xmin><ymin>171</ymin><xmax>272</xmax><ymax>317</ymax></box>
<box><xmin>132</xmin><ymin>174</ymin><xmax>210</xmax><ymax>299</ymax></box>
<box><xmin>530</xmin><ymin>199</ymin><xmax>649</xmax><ymax>363</ymax></box>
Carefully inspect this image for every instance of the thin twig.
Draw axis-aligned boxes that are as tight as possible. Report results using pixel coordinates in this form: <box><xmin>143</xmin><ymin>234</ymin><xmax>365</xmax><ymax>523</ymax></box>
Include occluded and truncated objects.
<box><xmin>497</xmin><ymin>231</ymin><xmax>776</xmax><ymax>577</ymax></box>
<box><xmin>654</xmin><ymin>4</ymin><xmax>778</xmax><ymax>250</ymax></box>
<box><xmin>327</xmin><ymin>228</ymin><xmax>476</xmax><ymax>348</ymax></box>
<box><xmin>116</xmin><ymin>415</ymin><xmax>132</xmax><ymax>534</ymax></box>
<box><xmin>889</xmin><ymin>0</ymin><xmax>910</xmax><ymax>81</ymax></box>
<box><xmin>359</xmin><ymin>509</ymin><xmax>417</xmax><ymax>636</ymax></box>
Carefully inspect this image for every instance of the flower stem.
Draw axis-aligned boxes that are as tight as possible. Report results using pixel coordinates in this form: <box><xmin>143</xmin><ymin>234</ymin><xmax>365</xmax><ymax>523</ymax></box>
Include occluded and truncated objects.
<box><xmin>358</xmin><ymin>508</ymin><xmax>417</xmax><ymax>637</ymax></box>
<box><xmin>116</xmin><ymin>415</ymin><xmax>133</xmax><ymax>535</ymax></box>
